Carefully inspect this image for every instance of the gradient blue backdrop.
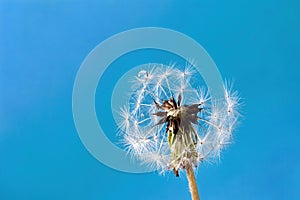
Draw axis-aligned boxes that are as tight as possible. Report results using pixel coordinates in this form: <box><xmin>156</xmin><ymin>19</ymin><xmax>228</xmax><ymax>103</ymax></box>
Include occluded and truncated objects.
<box><xmin>1</xmin><ymin>0</ymin><xmax>299</xmax><ymax>199</ymax></box>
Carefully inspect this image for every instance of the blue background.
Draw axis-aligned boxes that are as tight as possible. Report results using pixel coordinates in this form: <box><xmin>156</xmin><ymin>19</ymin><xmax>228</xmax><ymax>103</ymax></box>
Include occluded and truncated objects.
<box><xmin>1</xmin><ymin>0</ymin><xmax>299</xmax><ymax>199</ymax></box>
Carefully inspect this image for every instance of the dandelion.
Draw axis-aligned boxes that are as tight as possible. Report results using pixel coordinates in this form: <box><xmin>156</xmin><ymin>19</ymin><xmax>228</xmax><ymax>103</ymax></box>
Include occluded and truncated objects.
<box><xmin>118</xmin><ymin>64</ymin><xmax>241</xmax><ymax>200</ymax></box>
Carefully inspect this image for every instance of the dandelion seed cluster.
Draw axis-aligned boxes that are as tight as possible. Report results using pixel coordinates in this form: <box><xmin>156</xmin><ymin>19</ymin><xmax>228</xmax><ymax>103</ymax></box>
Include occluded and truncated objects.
<box><xmin>118</xmin><ymin>64</ymin><xmax>240</xmax><ymax>176</ymax></box>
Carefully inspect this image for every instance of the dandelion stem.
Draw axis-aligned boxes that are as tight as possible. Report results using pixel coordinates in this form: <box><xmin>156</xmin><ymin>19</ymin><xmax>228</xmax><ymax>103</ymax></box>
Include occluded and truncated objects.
<box><xmin>186</xmin><ymin>162</ymin><xmax>200</xmax><ymax>200</ymax></box>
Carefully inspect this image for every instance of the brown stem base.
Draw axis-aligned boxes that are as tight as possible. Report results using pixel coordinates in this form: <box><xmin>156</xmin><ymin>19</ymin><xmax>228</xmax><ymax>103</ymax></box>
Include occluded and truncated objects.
<box><xmin>186</xmin><ymin>163</ymin><xmax>200</xmax><ymax>200</ymax></box>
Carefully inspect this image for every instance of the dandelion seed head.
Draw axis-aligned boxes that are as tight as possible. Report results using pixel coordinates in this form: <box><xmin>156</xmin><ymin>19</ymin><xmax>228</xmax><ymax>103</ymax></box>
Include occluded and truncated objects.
<box><xmin>118</xmin><ymin>64</ymin><xmax>241</xmax><ymax>175</ymax></box>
